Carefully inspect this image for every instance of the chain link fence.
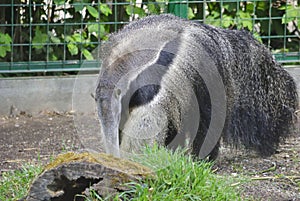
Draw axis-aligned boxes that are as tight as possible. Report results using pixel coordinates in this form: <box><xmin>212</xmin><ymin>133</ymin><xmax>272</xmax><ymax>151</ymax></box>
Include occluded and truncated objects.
<box><xmin>0</xmin><ymin>0</ymin><xmax>299</xmax><ymax>74</ymax></box>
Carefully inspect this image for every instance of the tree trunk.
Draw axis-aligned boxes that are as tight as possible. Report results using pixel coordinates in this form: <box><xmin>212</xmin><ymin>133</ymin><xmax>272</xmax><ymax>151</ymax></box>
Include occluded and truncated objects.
<box><xmin>20</xmin><ymin>152</ymin><xmax>153</xmax><ymax>201</ymax></box>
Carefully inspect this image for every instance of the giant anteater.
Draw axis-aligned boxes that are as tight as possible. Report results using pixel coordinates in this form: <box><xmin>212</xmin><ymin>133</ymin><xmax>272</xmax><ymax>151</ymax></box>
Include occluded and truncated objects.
<box><xmin>95</xmin><ymin>14</ymin><xmax>298</xmax><ymax>159</ymax></box>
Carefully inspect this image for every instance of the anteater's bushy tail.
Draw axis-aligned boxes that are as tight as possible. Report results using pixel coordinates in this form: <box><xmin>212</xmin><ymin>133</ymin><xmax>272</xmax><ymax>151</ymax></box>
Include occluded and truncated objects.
<box><xmin>221</xmin><ymin>30</ymin><xmax>298</xmax><ymax>156</ymax></box>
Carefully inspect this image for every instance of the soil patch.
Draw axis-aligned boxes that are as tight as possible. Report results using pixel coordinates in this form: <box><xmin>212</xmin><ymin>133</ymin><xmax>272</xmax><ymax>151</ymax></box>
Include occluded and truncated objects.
<box><xmin>0</xmin><ymin>113</ymin><xmax>83</xmax><ymax>171</ymax></box>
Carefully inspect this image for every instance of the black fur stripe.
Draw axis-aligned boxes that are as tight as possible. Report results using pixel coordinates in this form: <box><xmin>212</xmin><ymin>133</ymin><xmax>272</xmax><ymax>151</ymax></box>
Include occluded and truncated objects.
<box><xmin>125</xmin><ymin>39</ymin><xmax>180</xmax><ymax>109</ymax></box>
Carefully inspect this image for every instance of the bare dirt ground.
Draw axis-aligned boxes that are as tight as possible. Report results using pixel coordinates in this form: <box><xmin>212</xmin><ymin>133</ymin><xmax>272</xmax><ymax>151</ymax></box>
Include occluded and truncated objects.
<box><xmin>0</xmin><ymin>113</ymin><xmax>299</xmax><ymax>200</ymax></box>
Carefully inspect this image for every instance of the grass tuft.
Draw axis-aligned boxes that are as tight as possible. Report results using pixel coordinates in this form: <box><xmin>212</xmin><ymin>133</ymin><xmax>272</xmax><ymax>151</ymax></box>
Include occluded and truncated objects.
<box><xmin>0</xmin><ymin>163</ymin><xmax>43</xmax><ymax>201</ymax></box>
<box><xmin>113</xmin><ymin>145</ymin><xmax>243</xmax><ymax>201</ymax></box>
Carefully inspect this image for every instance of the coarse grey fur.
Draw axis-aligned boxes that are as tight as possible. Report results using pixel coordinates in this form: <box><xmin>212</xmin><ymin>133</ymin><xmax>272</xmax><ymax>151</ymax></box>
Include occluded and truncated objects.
<box><xmin>95</xmin><ymin>14</ymin><xmax>298</xmax><ymax>159</ymax></box>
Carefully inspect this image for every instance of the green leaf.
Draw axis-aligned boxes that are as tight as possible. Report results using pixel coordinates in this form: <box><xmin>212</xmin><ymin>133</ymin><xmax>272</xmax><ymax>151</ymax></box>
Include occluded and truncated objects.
<box><xmin>211</xmin><ymin>11</ymin><xmax>220</xmax><ymax>18</ymax></box>
<box><xmin>237</xmin><ymin>10</ymin><xmax>251</xmax><ymax>19</ymax></box>
<box><xmin>87</xmin><ymin>6</ymin><xmax>99</xmax><ymax>18</ymax></box>
<box><xmin>206</xmin><ymin>16</ymin><xmax>221</xmax><ymax>27</ymax></box>
<box><xmin>282</xmin><ymin>7</ymin><xmax>300</xmax><ymax>24</ymax></box>
<box><xmin>278</xmin><ymin>5</ymin><xmax>292</xmax><ymax>11</ymax></box>
<box><xmin>50</xmin><ymin>54</ymin><xmax>58</xmax><ymax>61</ymax></box>
<box><xmin>50</xmin><ymin>36</ymin><xmax>61</xmax><ymax>44</ymax></box>
<box><xmin>0</xmin><ymin>33</ymin><xmax>12</xmax><ymax>44</ymax></box>
<box><xmin>0</xmin><ymin>47</ymin><xmax>7</xmax><ymax>57</ymax></box>
<box><xmin>73</xmin><ymin>3</ymin><xmax>84</xmax><ymax>12</ymax></box>
<box><xmin>0</xmin><ymin>33</ymin><xmax>12</xmax><ymax>57</ymax></box>
<box><xmin>32</xmin><ymin>28</ymin><xmax>48</xmax><ymax>50</ymax></box>
<box><xmin>241</xmin><ymin>20</ymin><xmax>253</xmax><ymax>31</ymax></box>
<box><xmin>87</xmin><ymin>24</ymin><xmax>98</xmax><ymax>33</ymax></box>
<box><xmin>73</xmin><ymin>0</ymin><xmax>90</xmax><ymax>12</ymax></box>
<box><xmin>72</xmin><ymin>33</ymin><xmax>83</xmax><ymax>43</ymax></box>
<box><xmin>54</xmin><ymin>0</ymin><xmax>65</xmax><ymax>5</ymax></box>
<box><xmin>187</xmin><ymin>7</ymin><xmax>195</xmax><ymax>20</ymax></box>
<box><xmin>99</xmin><ymin>4</ymin><xmax>112</xmax><ymax>16</ymax></box>
<box><xmin>0</xmin><ymin>44</ymin><xmax>11</xmax><ymax>52</ymax></box>
<box><xmin>281</xmin><ymin>14</ymin><xmax>290</xmax><ymax>24</ymax></box>
<box><xmin>257</xmin><ymin>1</ymin><xmax>267</xmax><ymax>11</ymax></box>
<box><xmin>206</xmin><ymin>11</ymin><xmax>221</xmax><ymax>27</ymax></box>
<box><xmin>48</xmin><ymin>31</ymin><xmax>61</xmax><ymax>44</ymax></box>
<box><xmin>125</xmin><ymin>5</ymin><xmax>146</xmax><ymax>17</ymax></box>
<box><xmin>82</xmin><ymin>49</ymin><xmax>94</xmax><ymax>60</ymax></box>
<box><xmin>147</xmin><ymin>4</ymin><xmax>158</xmax><ymax>14</ymax></box>
<box><xmin>223</xmin><ymin>2</ymin><xmax>237</xmax><ymax>12</ymax></box>
<box><xmin>87</xmin><ymin>23</ymin><xmax>105</xmax><ymax>38</ymax></box>
<box><xmin>67</xmin><ymin>43</ymin><xmax>78</xmax><ymax>55</ymax></box>
<box><xmin>236</xmin><ymin>11</ymin><xmax>253</xmax><ymax>30</ymax></box>
<box><xmin>287</xmin><ymin>7</ymin><xmax>299</xmax><ymax>18</ymax></box>
<box><xmin>222</xmin><ymin>15</ymin><xmax>233</xmax><ymax>28</ymax></box>
<box><xmin>65</xmin><ymin>35</ymin><xmax>73</xmax><ymax>43</ymax></box>
<box><xmin>246</xmin><ymin>2</ymin><xmax>254</xmax><ymax>13</ymax></box>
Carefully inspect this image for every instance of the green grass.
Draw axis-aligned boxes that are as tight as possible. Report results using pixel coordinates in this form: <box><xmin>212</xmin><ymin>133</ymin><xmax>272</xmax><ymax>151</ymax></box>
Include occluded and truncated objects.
<box><xmin>0</xmin><ymin>163</ymin><xmax>43</xmax><ymax>201</ymax></box>
<box><xmin>0</xmin><ymin>146</ymin><xmax>245</xmax><ymax>201</ymax></box>
<box><xmin>84</xmin><ymin>145</ymin><xmax>244</xmax><ymax>201</ymax></box>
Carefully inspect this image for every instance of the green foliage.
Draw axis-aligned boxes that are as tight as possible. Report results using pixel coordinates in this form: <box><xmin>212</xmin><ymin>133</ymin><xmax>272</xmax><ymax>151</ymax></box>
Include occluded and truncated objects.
<box><xmin>87</xmin><ymin>6</ymin><xmax>99</xmax><ymax>18</ymax></box>
<box><xmin>236</xmin><ymin>11</ymin><xmax>252</xmax><ymax>30</ymax></box>
<box><xmin>204</xmin><ymin>2</ymin><xmax>255</xmax><ymax>30</ymax></box>
<box><xmin>193</xmin><ymin>1</ymin><xmax>299</xmax><ymax>52</ymax></box>
<box><xmin>282</xmin><ymin>5</ymin><xmax>300</xmax><ymax>28</ymax></box>
<box><xmin>0</xmin><ymin>0</ymin><xmax>298</xmax><ymax>66</ymax></box>
<box><xmin>0</xmin><ymin>33</ymin><xmax>12</xmax><ymax>57</ymax></box>
<box><xmin>125</xmin><ymin>0</ymin><xmax>166</xmax><ymax>19</ymax></box>
<box><xmin>0</xmin><ymin>0</ymin><xmax>113</xmax><ymax>62</ymax></box>
<box><xmin>32</xmin><ymin>27</ymin><xmax>48</xmax><ymax>50</ymax></box>
<box><xmin>100</xmin><ymin>4</ymin><xmax>113</xmax><ymax>17</ymax></box>
<box><xmin>54</xmin><ymin>0</ymin><xmax>65</xmax><ymax>5</ymax></box>
<box><xmin>123</xmin><ymin>146</ymin><xmax>243</xmax><ymax>200</ymax></box>
<box><xmin>0</xmin><ymin>163</ymin><xmax>43</xmax><ymax>201</ymax></box>
<box><xmin>126</xmin><ymin>5</ymin><xmax>147</xmax><ymax>18</ymax></box>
